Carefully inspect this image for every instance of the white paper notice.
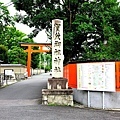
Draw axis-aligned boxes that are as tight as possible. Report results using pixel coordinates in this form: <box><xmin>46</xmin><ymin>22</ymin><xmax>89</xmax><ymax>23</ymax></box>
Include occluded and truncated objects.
<box><xmin>77</xmin><ymin>62</ymin><xmax>115</xmax><ymax>92</ymax></box>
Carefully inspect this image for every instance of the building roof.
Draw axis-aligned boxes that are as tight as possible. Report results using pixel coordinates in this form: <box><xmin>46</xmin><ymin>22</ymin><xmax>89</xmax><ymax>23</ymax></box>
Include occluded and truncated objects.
<box><xmin>0</xmin><ymin>64</ymin><xmax>26</xmax><ymax>67</ymax></box>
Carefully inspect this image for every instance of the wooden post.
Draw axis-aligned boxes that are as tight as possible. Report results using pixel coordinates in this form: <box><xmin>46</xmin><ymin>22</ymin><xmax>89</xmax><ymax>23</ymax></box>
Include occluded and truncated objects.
<box><xmin>27</xmin><ymin>46</ymin><xmax>31</xmax><ymax>77</ymax></box>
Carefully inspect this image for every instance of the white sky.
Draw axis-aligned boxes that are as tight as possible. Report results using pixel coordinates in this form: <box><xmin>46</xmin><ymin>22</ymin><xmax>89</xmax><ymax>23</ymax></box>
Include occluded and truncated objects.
<box><xmin>0</xmin><ymin>0</ymin><xmax>48</xmax><ymax>43</ymax></box>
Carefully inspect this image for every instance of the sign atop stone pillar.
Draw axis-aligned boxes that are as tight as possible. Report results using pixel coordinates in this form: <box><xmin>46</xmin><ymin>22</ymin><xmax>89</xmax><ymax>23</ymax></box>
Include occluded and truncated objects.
<box><xmin>52</xmin><ymin>19</ymin><xmax>63</xmax><ymax>78</ymax></box>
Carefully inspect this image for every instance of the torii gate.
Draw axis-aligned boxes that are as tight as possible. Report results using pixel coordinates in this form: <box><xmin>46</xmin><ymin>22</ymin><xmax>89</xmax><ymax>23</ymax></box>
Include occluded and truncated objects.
<box><xmin>20</xmin><ymin>43</ymin><xmax>51</xmax><ymax>77</ymax></box>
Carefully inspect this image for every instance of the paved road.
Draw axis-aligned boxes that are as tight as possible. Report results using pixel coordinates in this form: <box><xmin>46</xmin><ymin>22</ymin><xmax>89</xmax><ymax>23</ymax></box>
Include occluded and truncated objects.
<box><xmin>0</xmin><ymin>73</ymin><xmax>49</xmax><ymax>105</ymax></box>
<box><xmin>0</xmin><ymin>73</ymin><xmax>119</xmax><ymax>120</ymax></box>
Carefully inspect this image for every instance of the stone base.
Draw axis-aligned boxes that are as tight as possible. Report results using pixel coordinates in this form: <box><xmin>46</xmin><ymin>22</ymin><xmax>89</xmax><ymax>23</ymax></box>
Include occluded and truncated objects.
<box><xmin>42</xmin><ymin>89</ymin><xmax>73</xmax><ymax>106</ymax></box>
<box><xmin>48</xmin><ymin>78</ymin><xmax>68</xmax><ymax>89</ymax></box>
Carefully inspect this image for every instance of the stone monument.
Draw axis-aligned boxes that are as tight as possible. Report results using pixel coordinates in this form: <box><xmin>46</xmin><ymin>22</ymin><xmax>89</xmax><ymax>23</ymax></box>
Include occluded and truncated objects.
<box><xmin>42</xmin><ymin>19</ymin><xmax>73</xmax><ymax>106</ymax></box>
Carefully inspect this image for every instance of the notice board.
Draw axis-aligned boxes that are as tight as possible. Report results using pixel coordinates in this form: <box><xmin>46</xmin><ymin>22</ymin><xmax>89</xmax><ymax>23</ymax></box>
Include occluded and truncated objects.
<box><xmin>77</xmin><ymin>62</ymin><xmax>115</xmax><ymax>92</ymax></box>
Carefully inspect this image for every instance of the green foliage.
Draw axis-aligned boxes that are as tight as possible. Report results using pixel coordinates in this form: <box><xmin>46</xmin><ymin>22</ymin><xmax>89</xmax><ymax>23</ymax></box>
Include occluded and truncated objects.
<box><xmin>0</xmin><ymin>3</ymin><xmax>40</xmax><ymax>68</ymax></box>
<box><xmin>0</xmin><ymin>27</ymin><xmax>34</xmax><ymax>49</ymax></box>
<box><xmin>83</xmin><ymin>25</ymin><xmax>120</xmax><ymax>61</ymax></box>
<box><xmin>45</xmin><ymin>66</ymin><xmax>51</xmax><ymax>72</ymax></box>
<box><xmin>38</xmin><ymin>53</ymin><xmax>52</xmax><ymax>70</ymax></box>
<box><xmin>8</xmin><ymin>46</ymin><xmax>27</xmax><ymax>64</ymax></box>
<box><xmin>0</xmin><ymin>26</ymin><xmax>37</xmax><ymax>66</ymax></box>
<box><xmin>12</xmin><ymin>0</ymin><xmax>120</xmax><ymax>62</ymax></box>
<box><xmin>0</xmin><ymin>2</ymin><xmax>14</xmax><ymax>36</ymax></box>
<box><xmin>31</xmin><ymin>52</ymin><xmax>40</xmax><ymax>69</ymax></box>
<box><xmin>40</xmin><ymin>65</ymin><xmax>44</xmax><ymax>69</ymax></box>
<box><xmin>0</xmin><ymin>45</ymin><xmax>8</xmax><ymax>63</ymax></box>
<box><xmin>45</xmin><ymin>54</ymin><xmax>52</xmax><ymax>67</ymax></box>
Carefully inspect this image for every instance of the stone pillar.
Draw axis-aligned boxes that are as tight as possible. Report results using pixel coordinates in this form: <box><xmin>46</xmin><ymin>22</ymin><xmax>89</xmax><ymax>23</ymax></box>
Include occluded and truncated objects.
<box><xmin>42</xmin><ymin>19</ymin><xmax>73</xmax><ymax>106</ymax></box>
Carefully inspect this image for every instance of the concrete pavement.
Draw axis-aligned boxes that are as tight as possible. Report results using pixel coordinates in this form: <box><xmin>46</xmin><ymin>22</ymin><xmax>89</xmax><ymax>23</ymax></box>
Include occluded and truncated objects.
<box><xmin>0</xmin><ymin>73</ymin><xmax>119</xmax><ymax>120</ymax></box>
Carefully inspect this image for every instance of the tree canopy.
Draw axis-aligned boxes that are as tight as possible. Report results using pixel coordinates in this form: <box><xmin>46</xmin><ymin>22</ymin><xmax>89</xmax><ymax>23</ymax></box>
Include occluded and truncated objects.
<box><xmin>0</xmin><ymin>2</ymin><xmax>41</xmax><ymax>68</ymax></box>
<box><xmin>0</xmin><ymin>2</ymin><xmax>14</xmax><ymax>37</ymax></box>
<box><xmin>0</xmin><ymin>27</ymin><xmax>34</xmax><ymax>49</ymax></box>
<box><xmin>0</xmin><ymin>2</ymin><xmax>13</xmax><ymax>63</ymax></box>
<box><xmin>0</xmin><ymin>45</ymin><xmax>8</xmax><ymax>63</ymax></box>
<box><xmin>11</xmin><ymin>0</ymin><xmax>120</xmax><ymax>63</ymax></box>
<box><xmin>8</xmin><ymin>46</ymin><xmax>27</xmax><ymax>64</ymax></box>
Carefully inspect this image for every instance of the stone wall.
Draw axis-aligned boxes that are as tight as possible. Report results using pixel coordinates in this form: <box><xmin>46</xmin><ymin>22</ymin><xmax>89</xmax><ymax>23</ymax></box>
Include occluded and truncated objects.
<box><xmin>73</xmin><ymin>89</ymin><xmax>120</xmax><ymax>109</ymax></box>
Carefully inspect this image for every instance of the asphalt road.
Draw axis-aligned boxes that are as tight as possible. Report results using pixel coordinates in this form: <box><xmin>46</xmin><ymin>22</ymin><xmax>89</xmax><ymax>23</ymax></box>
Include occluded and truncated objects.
<box><xmin>0</xmin><ymin>73</ymin><xmax>119</xmax><ymax>120</ymax></box>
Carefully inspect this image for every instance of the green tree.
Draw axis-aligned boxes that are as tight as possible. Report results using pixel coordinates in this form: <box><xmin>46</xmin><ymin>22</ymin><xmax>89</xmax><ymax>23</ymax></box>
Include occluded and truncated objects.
<box><xmin>84</xmin><ymin>26</ymin><xmax>120</xmax><ymax>61</ymax></box>
<box><xmin>45</xmin><ymin>54</ymin><xmax>52</xmax><ymax>69</ymax></box>
<box><xmin>8</xmin><ymin>46</ymin><xmax>27</xmax><ymax>64</ymax></box>
<box><xmin>0</xmin><ymin>3</ymin><xmax>40</xmax><ymax>67</ymax></box>
<box><xmin>0</xmin><ymin>45</ymin><xmax>8</xmax><ymax>63</ymax></box>
<box><xmin>31</xmin><ymin>53</ymin><xmax>40</xmax><ymax>69</ymax></box>
<box><xmin>81</xmin><ymin>1</ymin><xmax>120</xmax><ymax>61</ymax></box>
<box><xmin>12</xmin><ymin>0</ymin><xmax>120</xmax><ymax>63</ymax></box>
<box><xmin>31</xmin><ymin>46</ymin><xmax>40</xmax><ymax>69</ymax></box>
<box><xmin>38</xmin><ymin>53</ymin><xmax>52</xmax><ymax>70</ymax></box>
<box><xmin>0</xmin><ymin>2</ymin><xmax>14</xmax><ymax>43</ymax></box>
<box><xmin>0</xmin><ymin>26</ymin><xmax>36</xmax><ymax>65</ymax></box>
<box><xmin>0</xmin><ymin>27</ymin><xmax>34</xmax><ymax>49</ymax></box>
<box><xmin>0</xmin><ymin>26</ymin><xmax>40</xmax><ymax>67</ymax></box>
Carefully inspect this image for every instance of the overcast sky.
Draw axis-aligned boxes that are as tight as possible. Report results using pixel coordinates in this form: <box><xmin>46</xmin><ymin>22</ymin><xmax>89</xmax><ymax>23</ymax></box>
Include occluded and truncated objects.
<box><xmin>0</xmin><ymin>0</ymin><xmax>48</xmax><ymax>43</ymax></box>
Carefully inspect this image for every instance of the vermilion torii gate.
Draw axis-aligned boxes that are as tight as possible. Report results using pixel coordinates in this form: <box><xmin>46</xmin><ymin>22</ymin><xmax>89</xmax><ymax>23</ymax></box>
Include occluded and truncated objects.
<box><xmin>20</xmin><ymin>43</ymin><xmax>51</xmax><ymax>77</ymax></box>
